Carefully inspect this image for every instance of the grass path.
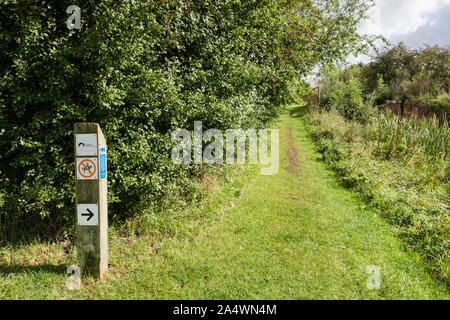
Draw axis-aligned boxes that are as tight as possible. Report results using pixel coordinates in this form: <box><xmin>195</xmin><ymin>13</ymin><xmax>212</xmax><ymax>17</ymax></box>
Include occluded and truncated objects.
<box><xmin>1</xmin><ymin>105</ymin><xmax>448</xmax><ymax>299</ymax></box>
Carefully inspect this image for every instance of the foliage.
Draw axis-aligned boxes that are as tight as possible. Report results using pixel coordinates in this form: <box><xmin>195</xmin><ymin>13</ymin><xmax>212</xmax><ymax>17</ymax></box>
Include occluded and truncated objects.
<box><xmin>289</xmin><ymin>79</ymin><xmax>313</xmax><ymax>105</ymax></box>
<box><xmin>426</xmin><ymin>94</ymin><xmax>450</xmax><ymax>117</ymax></box>
<box><xmin>314</xmin><ymin>43</ymin><xmax>449</xmax><ymax>110</ymax></box>
<box><xmin>309</xmin><ymin>106</ymin><xmax>450</xmax><ymax>282</ymax></box>
<box><xmin>0</xmin><ymin>0</ymin><xmax>375</xmax><ymax>241</ymax></box>
<box><xmin>373</xmin><ymin>74</ymin><xmax>394</xmax><ymax>105</ymax></box>
<box><xmin>319</xmin><ymin>67</ymin><xmax>375</xmax><ymax>123</ymax></box>
<box><xmin>359</xmin><ymin>43</ymin><xmax>449</xmax><ymax>100</ymax></box>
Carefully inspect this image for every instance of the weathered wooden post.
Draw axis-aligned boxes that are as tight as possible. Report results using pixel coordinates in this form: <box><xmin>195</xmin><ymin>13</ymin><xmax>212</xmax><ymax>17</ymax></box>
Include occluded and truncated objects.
<box><xmin>74</xmin><ymin>123</ymin><xmax>108</xmax><ymax>279</ymax></box>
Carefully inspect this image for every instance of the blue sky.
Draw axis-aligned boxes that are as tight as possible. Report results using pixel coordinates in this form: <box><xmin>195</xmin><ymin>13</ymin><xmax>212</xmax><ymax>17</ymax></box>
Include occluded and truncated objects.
<box><xmin>351</xmin><ymin>0</ymin><xmax>450</xmax><ymax>63</ymax></box>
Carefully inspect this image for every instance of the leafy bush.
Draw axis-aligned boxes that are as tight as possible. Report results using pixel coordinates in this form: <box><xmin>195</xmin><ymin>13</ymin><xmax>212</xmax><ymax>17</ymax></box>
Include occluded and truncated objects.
<box><xmin>427</xmin><ymin>94</ymin><xmax>450</xmax><ymax>117</ymax></box>
<box><xmin>361</xmin><ymin>43</ymin><xmax>450</xmax><ymax>99</ymax></box>
<box><xmin>1</xmin><ymin>0</ymin><xmax>375</xmax><ymax>241</ymax></box>
<box><xmin>320</xmin><ymin>76</ymin><xmax>375</xmax><ymax>123</ymax></box>
<box><xmin>0</xmin><ymin>0</ymin><xmax>291</xmax><ymax>240</ymax></box>
<box><xmin>373</xmin><ymin>74</ymin><xmax>394</xmax><ymax>105</ymax></box>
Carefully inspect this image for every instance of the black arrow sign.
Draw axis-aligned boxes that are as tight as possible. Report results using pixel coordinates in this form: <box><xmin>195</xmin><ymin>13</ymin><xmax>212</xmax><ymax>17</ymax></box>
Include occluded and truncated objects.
<box><xmin>78</xmin><ymin>142</ymin><xmax>85</xmax><ymax>147</ymax></box>
<box><xmin>81</xmin><ymin>208</ymin><xmax>94</xmax><ymax>221</ymax></box>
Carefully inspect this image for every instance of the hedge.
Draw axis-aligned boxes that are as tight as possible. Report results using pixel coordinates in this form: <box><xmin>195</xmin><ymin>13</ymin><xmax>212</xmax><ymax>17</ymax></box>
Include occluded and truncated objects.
<box><xmin>0</xmin><ymin>0</ymin><xmax>373</xmax><ymax>241</ymax></box>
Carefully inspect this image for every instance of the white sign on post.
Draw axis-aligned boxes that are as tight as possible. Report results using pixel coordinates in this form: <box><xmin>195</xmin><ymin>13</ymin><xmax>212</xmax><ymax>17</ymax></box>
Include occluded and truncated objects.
<box><xmin>77</xmin><ymin>204</ymin><xmax>99</xmax><ymax>226</ymax></box>
<box><xmin>76</xmin><ymin>134</ymin><xmax>97</xmax><ymax>156</ymax></box>
<box><xmin>77</xmin><ymin>157</ymin><xmax>98</xmax><ymax>180</ymax></box>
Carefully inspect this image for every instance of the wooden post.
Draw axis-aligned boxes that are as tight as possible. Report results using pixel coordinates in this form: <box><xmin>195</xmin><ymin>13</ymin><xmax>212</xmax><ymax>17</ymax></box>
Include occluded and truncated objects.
<box><xmin>74</xmin><ymin>123</ymin><xmax>108</xmax><ymax>279</ymax></box>
<box><xmin>318</xmin><ymin>85</ymin><xmax>321</xmax><ymax>105</ymax></box>
<box><xmin>400</xmin><ymin>99</ymin><xmax>405</xmax><ymax>118</ymax></box>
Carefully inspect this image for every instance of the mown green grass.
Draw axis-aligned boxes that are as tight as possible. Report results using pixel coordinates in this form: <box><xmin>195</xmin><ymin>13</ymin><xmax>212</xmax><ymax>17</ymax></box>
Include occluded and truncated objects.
<box><xmin>0</xmin><ymin>105</ymin><xmax>448</xmax><ymax>299</ymax></box>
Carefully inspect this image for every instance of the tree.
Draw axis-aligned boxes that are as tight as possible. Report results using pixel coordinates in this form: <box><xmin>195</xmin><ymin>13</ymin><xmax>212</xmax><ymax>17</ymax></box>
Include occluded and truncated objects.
<box><xmin>361</xmin><ymin>43</ymin><xmax>450</xmax><ymax>99</ymax></box>
<box><xmin>0</xmin><ymin>0</ymin><xmax>377</xmax><ymax>241</ymax></box>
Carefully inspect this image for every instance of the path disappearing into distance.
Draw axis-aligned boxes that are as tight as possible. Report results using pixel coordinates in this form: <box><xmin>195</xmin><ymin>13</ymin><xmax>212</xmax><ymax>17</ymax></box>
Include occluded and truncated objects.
<box><xmin>1</xmin><ymin>106</ymin><xmax>447</xmax><ymax>299</ymax></box>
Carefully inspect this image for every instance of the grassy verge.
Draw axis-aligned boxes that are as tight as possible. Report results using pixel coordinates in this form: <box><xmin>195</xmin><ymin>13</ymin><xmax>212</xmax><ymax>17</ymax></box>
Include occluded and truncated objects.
<box><xmin>0</xmin><ymin>106</ymin><xmax>448</xmax><ymax>299</ymax></box>
<box><xmin>0</xmin><ymin>165</ymin><xmax>250</xmax><ymax>299</ymax></box>
<box><xmin>307</xmin><ymin>105</ymin><xmax>449</xmax><ymax>284</ymax></box>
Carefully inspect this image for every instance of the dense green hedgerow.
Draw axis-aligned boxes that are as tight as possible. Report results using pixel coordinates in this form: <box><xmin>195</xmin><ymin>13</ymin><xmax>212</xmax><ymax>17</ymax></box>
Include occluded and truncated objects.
<box><xmin>0</xmin><ymin>0</ymin><xmax>375</xmax><ymax>241</ymax></box>
<box><xmin>0</xmin><ymin>0</ymin><xmax>274</xmax><ymax>240</ymax></box>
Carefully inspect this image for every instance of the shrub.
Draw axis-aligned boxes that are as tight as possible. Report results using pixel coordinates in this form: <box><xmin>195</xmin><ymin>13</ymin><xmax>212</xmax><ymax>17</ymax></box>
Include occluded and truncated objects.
<box><xmin>321</xmin><ymin>77</ymin><xmax>375</xmax><ymax>123</ymax></box>
<box><xmin>373</xmin><ymin>74</ymin><xmax>394</xmax><ymax>105</ymax></box>
<box><xmin>0</xmin><ymin>0</ymin><xmax>378</xmax><ymax>241</ymax></box>
<box><xmin>427</xmin><ymin>94</ymin><xmax>450</xmax><ymax>117</ymax></box>
<box><xmin>0</xmin><ymin>0</ymin><xmax>292</xmax><ymax>240</ymax></box>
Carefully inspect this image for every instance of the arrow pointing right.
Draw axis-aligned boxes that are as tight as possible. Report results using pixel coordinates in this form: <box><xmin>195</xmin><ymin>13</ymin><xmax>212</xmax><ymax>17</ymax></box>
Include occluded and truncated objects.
<box><xmin>81</xmin><ymin>208</ymin><xmax>94</xmax><ymax>221</ymax></box>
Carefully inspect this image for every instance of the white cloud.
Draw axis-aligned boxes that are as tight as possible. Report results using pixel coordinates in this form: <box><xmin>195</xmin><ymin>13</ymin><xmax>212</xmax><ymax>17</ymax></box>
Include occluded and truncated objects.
<box><xmin>360</xmin><ymin>0</ymin><xmax>450</xmax><ymax>37</ymax></box>
<box><xmin>350</xmin><ymin>0</ymin><xmax>450</xmax><ymax>64</ymax></box>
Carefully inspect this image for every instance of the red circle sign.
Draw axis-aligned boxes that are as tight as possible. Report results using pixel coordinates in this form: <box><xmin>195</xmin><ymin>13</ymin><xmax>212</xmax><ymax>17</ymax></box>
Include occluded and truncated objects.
<box><xmin>78</xmin><ymin>159</ymin><xmax>96</xmax><ymax>178</ymax></box>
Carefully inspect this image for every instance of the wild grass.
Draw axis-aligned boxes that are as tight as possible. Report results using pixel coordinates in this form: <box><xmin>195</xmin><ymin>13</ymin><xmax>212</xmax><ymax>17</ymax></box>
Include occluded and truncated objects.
<box><xmin>308</xmin><ymin>106</ymin><xmax>449</xmax><ymax>284</ymax></box>
<box><xmin>376</xmin><ymin>112</ymin><xmax>448</xmax><ymax>160</ymax></box>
